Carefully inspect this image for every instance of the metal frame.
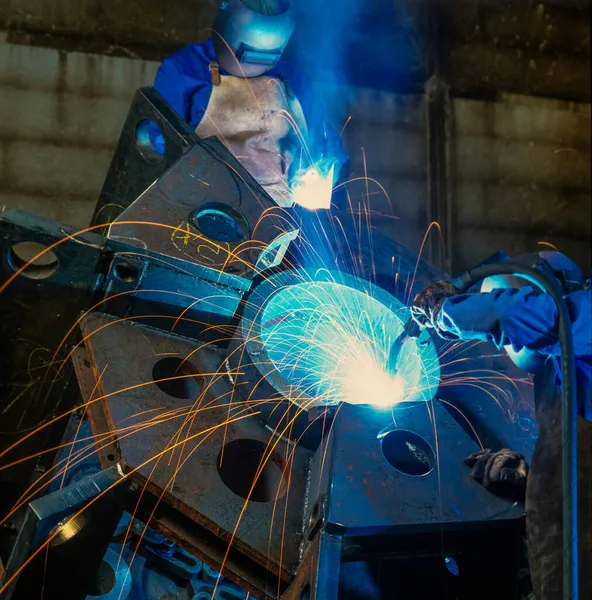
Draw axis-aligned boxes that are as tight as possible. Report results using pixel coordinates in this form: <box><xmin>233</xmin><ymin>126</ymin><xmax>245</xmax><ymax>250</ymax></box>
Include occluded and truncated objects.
<box><xmin>0</xmin><ymin>86</ymin><xmax>538</xmax><ymax>600</ymax></box>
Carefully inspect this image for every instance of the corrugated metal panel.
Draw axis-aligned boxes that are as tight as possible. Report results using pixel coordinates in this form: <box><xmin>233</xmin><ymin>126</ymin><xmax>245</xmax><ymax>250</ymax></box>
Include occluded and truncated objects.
<box><xmin>339</xmin><ymin>88</ymin><xmax>427</xmax><ymax>252</ymax></box>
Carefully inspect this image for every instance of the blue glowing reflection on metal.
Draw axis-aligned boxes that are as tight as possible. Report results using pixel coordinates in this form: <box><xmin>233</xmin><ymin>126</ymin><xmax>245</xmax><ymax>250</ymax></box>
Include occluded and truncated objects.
<box><xmin>291</xmin><ymin>160</ymin><xmax>336</xmax><ymax>210</ymax></box>
<box><xmin>191</xmin><ymin>205</ymin><xmax>246</xmax><ymax>243</ymax></box>
<box><xmin>255</xmin><ymin>229</ymin><xmax>300</xmax><ymax>274</ymax></box>
<box><xmin>258</xmin><ymin>272</ymin><xmax>440</xmax><ymax>409</ymax></box>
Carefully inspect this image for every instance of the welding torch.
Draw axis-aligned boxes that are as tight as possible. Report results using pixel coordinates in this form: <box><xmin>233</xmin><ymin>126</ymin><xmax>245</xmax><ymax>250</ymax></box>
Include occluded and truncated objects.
<box><xmin>386</xmin><ymin>318</ymin><xmax>422</xmax><ymax>375</ymax></box>
<box><xmin>386</xmin><ymin>278</ymin><xmax>460</xmax><ymax>376</ymax></box>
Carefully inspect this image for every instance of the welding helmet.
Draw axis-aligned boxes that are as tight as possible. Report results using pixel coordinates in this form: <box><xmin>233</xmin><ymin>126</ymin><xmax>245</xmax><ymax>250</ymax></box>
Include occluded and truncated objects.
<box><xmin>212</xmin><ymin>0</ymin><xmax>295</xmax><ymax>78</ymax></box>
<box><xmin>480</xmin><ymin>250</ymin><xmax>585</xmax><ymax>373</ymax></box>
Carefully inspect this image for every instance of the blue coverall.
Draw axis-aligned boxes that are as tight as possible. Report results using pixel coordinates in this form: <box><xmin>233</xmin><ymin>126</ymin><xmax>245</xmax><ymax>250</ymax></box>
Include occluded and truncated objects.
<box><xmin>436</xmin><ymin>286</ymin><xmax>592</xmax><ymax>420</ymax></box>
<box><xmin>153</xmin><ymin>38</ymin><xmax>349</xmax><ymax>184</ymax></box>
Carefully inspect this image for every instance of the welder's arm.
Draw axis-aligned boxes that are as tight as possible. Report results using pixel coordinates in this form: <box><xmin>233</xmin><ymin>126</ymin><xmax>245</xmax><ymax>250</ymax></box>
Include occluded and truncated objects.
<box><xmin>435</xmin><ymin>287</ymin><xmax>591</xmax><ymax>358</ymax></box>
<box><xmin>154</xmin><ymin>59</ymin><xmax>193</xmax><ymax>124</ymax></box>
<box><xmin>151</xmin><ymin>57</ymin><xmax>212</xmax><ymax>155</ymax></box>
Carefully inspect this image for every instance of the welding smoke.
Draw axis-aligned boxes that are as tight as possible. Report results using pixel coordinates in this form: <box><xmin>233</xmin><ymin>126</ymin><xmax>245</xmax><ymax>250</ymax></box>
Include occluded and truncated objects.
<box><xmin>286</xmin><ymin>0</ymin><xmax>368</xmax><ymax>116</ymax></box>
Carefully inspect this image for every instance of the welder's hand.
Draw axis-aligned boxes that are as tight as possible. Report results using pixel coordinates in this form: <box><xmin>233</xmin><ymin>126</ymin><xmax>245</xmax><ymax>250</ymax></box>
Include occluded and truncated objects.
<box><xmin>464</xmin><ymin>448</ymin><xmax>528</xmax><ymax>500</ymax></box>
<box><xmin>410</xmin><ymin>280</ymin><xmax>461</xmax><ymax>331</ymax></box>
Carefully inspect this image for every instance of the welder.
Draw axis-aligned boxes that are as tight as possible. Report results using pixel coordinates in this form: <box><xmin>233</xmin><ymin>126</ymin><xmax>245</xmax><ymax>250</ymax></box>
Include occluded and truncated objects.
<box><xmin>152</xmin><ymin>0</ymin><xmax>348</xmax><ymax>209</ymax></box>
<box><xmin>410</xmin><ymin>250</ymin><xmax>591</xmax><ymax>600</ymax></box>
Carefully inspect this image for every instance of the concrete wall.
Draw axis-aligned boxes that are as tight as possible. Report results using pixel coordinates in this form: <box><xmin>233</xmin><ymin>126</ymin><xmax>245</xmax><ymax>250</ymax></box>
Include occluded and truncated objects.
<box><xmin>452</xmin><ymin>94</ymin><xmax>591</xmax><ymax>271</ymax></box>
<box><xmin>0</xmin><ymin>38</ymin><xmax>589</xmax><ymax>272</ymax></box>
<box><xmin>0</xmin><ymin>0</ymin><xmax>217</xmax><ymax>60</ymax></box>
<box><xmin>339</xmin><ymin>90</ymin><xmax>427</xmax><ymax>253</ymax></box>
<box><xmin>1</xmin><ymin>0</ymin><xmax>589</xmax><ymax>102</ymax></box>
<box><xmin>0</xmin><ymin>40</ymin><xmax>158</xmax><ymax>227</ymax></box>
<box><xmin>335</xmin><ymin>89</ymin><xmax>591</xmax><ymax>271</ymax></box>
<box><xmin>0</xmin><ymin>41</ymin><xmax>428</xmax><ymax>252</ymax></box>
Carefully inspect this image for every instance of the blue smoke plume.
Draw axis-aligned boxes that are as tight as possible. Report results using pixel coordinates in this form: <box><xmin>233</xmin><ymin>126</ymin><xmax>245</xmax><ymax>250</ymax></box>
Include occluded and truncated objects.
<box><xmin>286</xmin><ymin>0</ymin><xmax>367</xmax><ymax>116</ymax></box>
<box><xmin>286</xmin><ymin>0</ymin><xmax>421</xmax><ymax>110</ymax></box>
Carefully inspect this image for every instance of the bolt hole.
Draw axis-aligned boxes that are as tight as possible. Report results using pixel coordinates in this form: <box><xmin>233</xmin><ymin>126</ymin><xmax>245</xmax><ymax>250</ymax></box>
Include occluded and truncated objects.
<box><xmin>152</xmin><ymin>357</ymin><xmax>200</xmax><ymax>400</ymax></box>
<box><xmin>87</xmin><ymin>558</ymin><xmax>116</xmax><ymax>596</ymax></box>
<box><xmin>299</xmin><ymin>583</ymin><xmax>311</xmax><ymax>600</ymax></box>
<box><xmin>49</xmin><ymin>513</ymin><xmax>89</xmax><ymax>547</ymax></box>
<box><xmin>113</xmin><ymin>262</ymin><xmax>140</xmax><ymax>283</ymax></box>
<box><xmin>190</xmin><ymin>202</ymin><xmax>249</xmax><ymax>243</ymax></box>
<box><xmin>136</xmin><ymin>119</ymin><xmax>165</xmax><ymax>163</ymax></box>
<box><xmin>153</xmin><ymin>506</ymin><xmax>166</xmax><ymax>520</ymax></box>
<box><xmin>107</xmin><ymin>454</ymin><xmax>115</xmax><ymax>462</ymax></box>
<box><xmin>381</xmin><ymin>429</ymin><xmax>435</xmax><ymax>477</ymax></box>
<box><xmin>217</xmin><ymin>439</ymin><xmax>286</xmax><ymax>503</ymax></box>
<box><xmin>8</xmin><ymin>241</ymin><xmax>58</xmax><ymax>280</ymax></box>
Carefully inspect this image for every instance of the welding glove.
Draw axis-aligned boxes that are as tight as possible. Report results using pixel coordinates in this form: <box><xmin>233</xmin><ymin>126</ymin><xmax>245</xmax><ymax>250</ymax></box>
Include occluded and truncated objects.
<box><xmin>464</xmin><ymin>448</ymin><xmax>528</xmax><ymax>500</ymax></box>
<box><xmin>410</xmin><ymin>280</ymin><xmax>462</xmax><ymax>338</ymax></box>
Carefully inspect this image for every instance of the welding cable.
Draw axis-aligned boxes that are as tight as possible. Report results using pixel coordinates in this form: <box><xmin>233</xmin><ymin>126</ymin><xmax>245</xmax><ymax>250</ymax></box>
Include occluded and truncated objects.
<box><xmin>457</xmin><ymin>261</ymin><xmax>578</xmax><ymax>600</ymax></box>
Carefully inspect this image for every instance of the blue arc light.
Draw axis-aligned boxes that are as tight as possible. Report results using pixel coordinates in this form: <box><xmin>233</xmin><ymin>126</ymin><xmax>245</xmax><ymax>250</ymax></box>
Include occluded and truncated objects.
<box><xmin>256</xmin><ymin>272</ymin><xmax>440</xmax><ymax>409</ymax></box>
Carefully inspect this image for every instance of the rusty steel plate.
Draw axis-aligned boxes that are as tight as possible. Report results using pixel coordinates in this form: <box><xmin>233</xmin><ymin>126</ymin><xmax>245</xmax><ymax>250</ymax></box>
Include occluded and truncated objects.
<box><xmin>77</xmin><ymin>312</ymin><xmax>311</xmax><ymax>591</ymax></box>
<box><xmin>108</xmin><ymin>140</ymin><xmax>295</xmax><ymax>280</ymax></box>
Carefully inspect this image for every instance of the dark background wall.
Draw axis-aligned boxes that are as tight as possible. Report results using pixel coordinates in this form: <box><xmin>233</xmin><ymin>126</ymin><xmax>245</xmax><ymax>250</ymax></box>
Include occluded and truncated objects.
<box><xmin>2</xmin><ymin>0</ymin><xmax>589</xmax><ymax>101</ymax></box>
<box><xmin>0</xmin><ymin>0</ymin><xmax>589</xmax><ymax>274</ymax></box>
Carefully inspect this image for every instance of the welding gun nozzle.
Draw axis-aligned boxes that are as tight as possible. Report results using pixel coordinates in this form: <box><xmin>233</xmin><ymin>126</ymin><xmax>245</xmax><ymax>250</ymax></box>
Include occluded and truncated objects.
<box><xmin>387</xmin><ymin>320</ymin><xmax>421</xmax><ymax>375</ymax></box>
<box><xmin>404</xmin><ymin>319</ymin><xmax>422</xmax><ymax>339</ymax></box>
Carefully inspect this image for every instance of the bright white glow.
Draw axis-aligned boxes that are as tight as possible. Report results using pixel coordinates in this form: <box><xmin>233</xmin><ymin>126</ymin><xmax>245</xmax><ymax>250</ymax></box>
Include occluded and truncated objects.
<box><xmin>338</xmin><ymin>352</ymin><xmax>407</xmax><ymax>409</ymax></box>
<box><xmin>259</xmin><ymin>280</ymin><xmax>440</xmax><ymax>409</ymax></box>
<box><xmin>291</xmin><ymin>163</ymin><xmax>336</xmax><ymax>210</ymax></box>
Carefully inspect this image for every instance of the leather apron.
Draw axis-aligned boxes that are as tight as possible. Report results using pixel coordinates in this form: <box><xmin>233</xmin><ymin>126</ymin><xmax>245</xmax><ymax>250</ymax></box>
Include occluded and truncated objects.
<box><xmin>196</xmin><ymin>68</ymin><xmax>308</xmax><ymax>208</ymax></box>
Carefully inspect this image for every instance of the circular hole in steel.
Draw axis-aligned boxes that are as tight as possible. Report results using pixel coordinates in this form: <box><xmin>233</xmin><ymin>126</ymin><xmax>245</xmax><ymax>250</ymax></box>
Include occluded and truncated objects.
<box><xmin>8</xmin><ymin>241</ymin><xmax>58</xmax><ymax>280</ymax></box>
<box><xmin>190</xmin><ymin>202</ymin><xmax>249</xmax><ymax>243</ymax></box>
<box><xmin>107</xmin><ymin>454</ymin><xmax>115</xmax><ymax>462</ymax></box>
<box><xmin>113</xmin><ymin>262</ymin><xmax>139</xmax><ymax>283</ymax></box>
<box><xmin>381</xmin><ymin>429</ymin><xmax>435</xmax><ymax>477</ymax></box>
<box><xmin>152</xmin><ymin>357</ymin><xmax>200</xmax><ymax>400</ymax></box>
<box><xmin>87</xmin><ymin>559</ymin><xmax>116</xmax><ymax>596</ymax></box>
<box><xmin>299</xmin><ymin>583</ymin><xmax>311</xmax><ymax>600</ymax></box>
<box><xmin>135</xmin><ymin>119</ymin><xmax>165</xmax><ymax>163</ymax></box>
<box><xmin>217</xmin><ymin>439</ymin><xmax>286</xmax><ymax>503</ymax></box>
<box><xmin>49</xmin><ymin>513</ymin><xmax>89</xmax><ymax>547</ymax></box>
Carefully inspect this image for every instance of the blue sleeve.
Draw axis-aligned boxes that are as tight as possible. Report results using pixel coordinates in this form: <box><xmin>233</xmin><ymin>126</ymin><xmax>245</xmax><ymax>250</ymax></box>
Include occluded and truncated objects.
<box><xmin>149</xmin><ymin>59</ymin><xmax>191</xmax><ymax>155</ymax></box>
<box><xmin>438</xmin><ymin>287</ymin><xmax>591</xmax><ymax>358</ymax></box>
<box><xmin>151</xmin><ymin>46</ymin><xmax>214</xmax><ymax>155</ymax></box>
<box><xmin>153</xmin><ymin>44</ymin><xmax>214</xmax><ymax>130</ymax></box>
<box><xmin>155</xmin><ymin>58</ymin><xmax>192</xmax><ymax>122</ymax></box>
<box><xmin>438</xmin><ymin>288</ymin><xmax>592</xmax><ymax>420</ymax></box>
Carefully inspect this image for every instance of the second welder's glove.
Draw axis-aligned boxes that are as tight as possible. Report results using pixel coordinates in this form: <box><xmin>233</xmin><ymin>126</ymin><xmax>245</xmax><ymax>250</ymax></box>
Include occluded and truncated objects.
<box><xmin>465</xmin><ymin>448</ymin><xmax>528</xmax><ymax>501</ymax></box>
<box><xmin>410</xmin><ymin>280</ymin><xmax>462</xmax><ymax>335</ymax></box>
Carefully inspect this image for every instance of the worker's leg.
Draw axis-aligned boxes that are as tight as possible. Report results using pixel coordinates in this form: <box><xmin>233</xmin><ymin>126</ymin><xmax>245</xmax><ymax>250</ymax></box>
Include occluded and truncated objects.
<box><xmin>526</xmin><ymin>371</ymin><xmax>592</xmax><ymax>600</ymax></box>
<box><xmin>525</xmin><ymin>390</ymin><xmax>562</xmax><ymax>600</ymax></box>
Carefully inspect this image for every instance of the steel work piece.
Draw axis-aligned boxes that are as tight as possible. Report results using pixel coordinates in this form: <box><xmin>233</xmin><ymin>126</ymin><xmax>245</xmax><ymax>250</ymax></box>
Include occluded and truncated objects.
<box><xmin>0</xmin><ymin>84</ymin><xmax>540</xmax><ymax>600</ymax></box>
<box><xmin>1</xmin><ymin>467</ymin><xmax>128</xmax><ymax>600</ymax></box>
<box><xmin>77</xmin><ymin>311</ymin><xmax>309</xmax><ymax>597</ymax></box>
